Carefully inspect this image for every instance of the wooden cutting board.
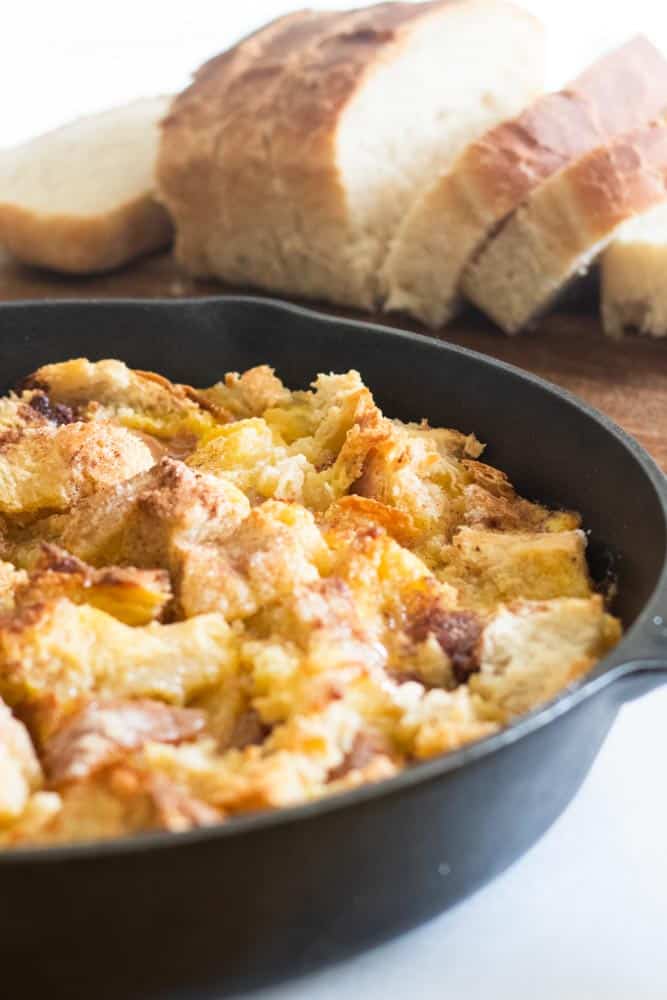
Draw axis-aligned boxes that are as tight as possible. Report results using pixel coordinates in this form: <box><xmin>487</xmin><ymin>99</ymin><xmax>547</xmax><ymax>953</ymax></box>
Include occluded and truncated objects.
<box><xmin>0</xmin><ymin>248</ymin><xmax>664</xmax><ymax>471</ymax></box>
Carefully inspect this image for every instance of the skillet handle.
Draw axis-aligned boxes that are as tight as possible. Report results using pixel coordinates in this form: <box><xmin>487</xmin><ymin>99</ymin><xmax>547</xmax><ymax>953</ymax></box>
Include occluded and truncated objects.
<box><xmin>608</xmin><ymin>610</ymin><xmax>667</xmax><ymax>702</ymax></box>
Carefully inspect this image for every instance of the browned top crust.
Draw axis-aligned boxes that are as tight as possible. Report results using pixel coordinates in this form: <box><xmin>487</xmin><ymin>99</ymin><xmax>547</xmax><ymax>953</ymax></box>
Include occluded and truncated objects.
<box><xmin>157</xmin><ymin>0</ymin><xmax>543</xmax><ymax>312</ymax></box>
<box><xmin>567</xmin><ymin>123</ymin><xmax>667</xmax><ymax>234</ymax></box>
<box><xmin>0</xmin><ymin>359</ymin><xmax>622</xmax><ymax>848</ymax></box>
<box><xmin>156</xmin><ymin>0</ymin><xmax>481</xmax><ymax>285</ymax></box>
<box><xmin>160</xmin><ymin>2</ymin><xmax>446</xmax><ymax>178</ymax></box>
<box><xmin>465</xmin><ymin>36</ymin><xmax>667</xmax><ymax>223</ymax></box>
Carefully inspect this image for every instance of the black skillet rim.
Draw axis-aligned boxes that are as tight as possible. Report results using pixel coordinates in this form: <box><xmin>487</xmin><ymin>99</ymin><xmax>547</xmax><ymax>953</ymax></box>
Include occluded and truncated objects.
<box><xmin>0</xmin><ymin>294</ymin><xmax>665</xmax><ymax>865</ymax></box>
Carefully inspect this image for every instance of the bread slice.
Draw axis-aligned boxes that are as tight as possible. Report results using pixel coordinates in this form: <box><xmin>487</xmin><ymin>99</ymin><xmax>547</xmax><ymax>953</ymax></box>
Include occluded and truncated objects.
<box><xmin>601</xmin><ymin>203</ymin><xmax>667</xmax><ymax>338</ymax></box>
<box><xmin>156</xmin><ymin>1</ymin><xmax>543</xmax><ymax>310</ymax></box>
<box><xmin>0</xmin><ymin>97</ymin><xmax>173</xmax><ymax>274</ymax></box>
<box><xmin>461</xmin><ymin>123</ymin><xmax>667</xmax><ymax>334</ymax></box>
<box><xmin>383</xmin><ymin>36</ymin><xmax>667</xmax><ymax>328</ymax></box>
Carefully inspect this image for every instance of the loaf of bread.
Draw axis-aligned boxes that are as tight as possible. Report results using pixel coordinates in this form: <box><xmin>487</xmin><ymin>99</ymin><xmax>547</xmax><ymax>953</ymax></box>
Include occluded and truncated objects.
<box><xmin>0</xmin><ymin>97</ymin><xmax>172</xmax><ymax>274</ymax></box>
<box><xmin>462</xmin><ymin>123</ymin><xmax>667</xmax><ymax>334</ymax></box>
<box><xmin>383</xmin><ymin>36</ymin><xmax>667</xmax><ymax>328</ymax></box>
<box><xmin>156</xmin><ymin>1</ymin><xmax>544</xmax><ymax>310</ymax></box>
<box><xmin>601</xmin><ymin>203</ymin><xmax>667</xmax><ymax>338</ymax></box>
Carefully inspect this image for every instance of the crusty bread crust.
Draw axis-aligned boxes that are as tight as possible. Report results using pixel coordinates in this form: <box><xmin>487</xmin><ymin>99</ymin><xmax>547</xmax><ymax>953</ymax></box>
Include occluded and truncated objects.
<box><xmin>462</xmin><ymin>36</ymin><xmax>667</xmax><ymax>218</ymax></box>
<box><xmin>0</xmin><ymin>96</ymin><xmax>173</xmax><ymax>274</ymax></box>
<box><xmin>158</xmin><ymin>4</ymin><xmax>437</xmax><ymax>306</ymax></box>
<box><xmin>384</xmin><ymin>36</ymin><xmax>667</xmax><ymax>328</ymax></box>
<box><xmin>463</xmin><ymin>123</ymin><xmax>667</xmax><ymax>334</ymax></box>
<box><xmin>0</xmin><ymin>196</ymin><xmax>172</xmax><ymax>274</ymax></box>
<box><xmin>157</xmin><ymin>1</ymin><xmax>542</xmax><ymax>309</ymax></box>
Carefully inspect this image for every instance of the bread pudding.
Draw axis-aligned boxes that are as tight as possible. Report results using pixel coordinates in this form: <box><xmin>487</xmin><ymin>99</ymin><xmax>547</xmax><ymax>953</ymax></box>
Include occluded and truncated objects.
<box><xmin>0</xmin><ymin>359</ymin><xmax>620</xmax><ymax>847</ymax></box>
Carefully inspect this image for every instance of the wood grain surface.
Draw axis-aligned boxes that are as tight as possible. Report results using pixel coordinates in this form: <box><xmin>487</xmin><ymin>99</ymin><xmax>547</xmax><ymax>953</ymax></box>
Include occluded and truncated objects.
<box><xmin>0</xmin><ymin>248</ymin><xmax>664</xmax><ymax>470</ymax></box>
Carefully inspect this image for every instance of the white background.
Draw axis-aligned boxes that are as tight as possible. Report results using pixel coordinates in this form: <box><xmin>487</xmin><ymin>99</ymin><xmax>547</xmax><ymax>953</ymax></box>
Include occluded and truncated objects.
<box><xmin>2</xmin><ymin>0</ymin><xmax>667</xmax><ymax>146</ymax></box>
<box><xmin>1</xmin><ymin>2</ymin><xmax>666</xmax><ymax>997</ymax></box>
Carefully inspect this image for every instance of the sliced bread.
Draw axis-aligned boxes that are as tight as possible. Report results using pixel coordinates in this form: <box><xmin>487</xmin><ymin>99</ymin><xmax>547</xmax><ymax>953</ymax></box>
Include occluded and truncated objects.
<box><xmin>0</xmin><ymin>97</ymin><xmax>172</xmax><ymax>274</ymax></box>
<box><xmin>383</xmin><ymin>36</ymin><xmax>667</xmax><ymax>328</ymax></box>
<box><xmin>601</xmin><ymin>203</ymin><xmax>667</xmax><ymax>338</ymax></box>
<box><xmin>156</xmin><ymin>1</ymin><xmax>543</xmax><ymax>310</ymax></box>
<box><xmin>461</xmin><ymin>123</ymin><xmax>667</xmax><ymax>334</ymax></box>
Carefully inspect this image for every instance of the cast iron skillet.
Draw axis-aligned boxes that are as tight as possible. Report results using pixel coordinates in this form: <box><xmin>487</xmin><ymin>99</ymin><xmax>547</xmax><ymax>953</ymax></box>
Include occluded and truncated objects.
<box><xmin>0</xmin><ymin>298</ymin><xmax>665</xmax><ymax>999</ymax></box>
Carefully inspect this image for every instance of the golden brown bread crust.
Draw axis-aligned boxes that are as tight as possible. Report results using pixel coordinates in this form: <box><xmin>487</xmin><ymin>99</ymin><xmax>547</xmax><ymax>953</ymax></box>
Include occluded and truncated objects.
<box><xmin>465</xmin><ymin>121</ymin><xmax>667</xmax><ymax>333</ymax></box>
<box><xmin>0</xmin><ymin>196</ymin><xmax>172</xmax><ymax>274</ymax></box>
<box><xmin>20</xmin><ymin>544</ymin><xmax>172</xmax><ymax>625</ymax></box>
<box><xmin>383</xmin><ymin>35</ymin><xmax>667</xmax><ymax>328</ymax></box>
<box><xmin>167</xmin><ymin>4</ymin><xmax>433</xmax><ymax>152</ymax></box>
<box><xmin>157</xmin><ymin>3</ymin><xmax>444</xmax><ymax>292</ymax></box>
<box><xmin>0</xmin><ymin>96</ymin><xmax>174</xmax><ymax>275</ymax></box>
<box><xmin>567</xmin><ymin>126</ymin><xmax>667</xmax><ymax>236</ymax></box>
<box><xmin>462</xmin><ymin>36</ymin><xmax>667</xmax><ymax>224</ymax></box>
<box><xmin>25</xmin><ymin>356</ymin><xmax>232</xmax><ymax>436</ymax></box>
<box><xmin>160</xmin><ymin>3</ymin><xmax>438</xmax><ymax>189</ymax></box>
<box><xmin>157</xmin><ymin>1</ymin><xmax>541</xmax><ymax>308</ymax></box>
